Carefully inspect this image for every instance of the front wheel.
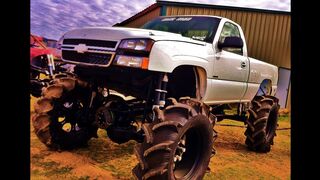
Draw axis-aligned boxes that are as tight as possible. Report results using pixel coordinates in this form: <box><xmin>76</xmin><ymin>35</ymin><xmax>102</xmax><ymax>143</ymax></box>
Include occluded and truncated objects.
<box><xmin>32</xmin><ymin>74</ymin><xmax>97</xmax><ymax>149</ymax></box>
<box><xmin>133</xmin><ymin>98</ymin><xmax>216</xmax><ymax>180</ymax></box>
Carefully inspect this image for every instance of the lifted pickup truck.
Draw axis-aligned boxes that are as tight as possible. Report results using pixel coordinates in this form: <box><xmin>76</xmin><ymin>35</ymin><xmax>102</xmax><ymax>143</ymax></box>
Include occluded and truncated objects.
<box><xmin>32</xmin><ymin>15</ymin><xmax>279</xmax><ymax>179</ymax></box>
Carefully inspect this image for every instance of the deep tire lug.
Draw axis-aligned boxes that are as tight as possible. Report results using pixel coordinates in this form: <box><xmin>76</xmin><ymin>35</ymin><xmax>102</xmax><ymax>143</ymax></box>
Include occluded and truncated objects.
<box><xmin>32</xmin><ymin>73</ymin><xmax>98</xmax><ymax>149</ymax></box>
<box><xmin>177</xmin><ymin>146</ymin><xmax>186</xmax><ymax>153</ymax></box>
<box><xmin>133</xmin><ymin>98</ymin><xmax>216</xmax><ymax>179</ymax></box>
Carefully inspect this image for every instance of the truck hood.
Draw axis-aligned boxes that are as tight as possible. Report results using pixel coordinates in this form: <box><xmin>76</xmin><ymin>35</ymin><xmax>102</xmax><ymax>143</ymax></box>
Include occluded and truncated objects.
<box><xmin>62</xmin><ymin>27</ymin><xmax>206</xmax><ymax>46</ymax></box>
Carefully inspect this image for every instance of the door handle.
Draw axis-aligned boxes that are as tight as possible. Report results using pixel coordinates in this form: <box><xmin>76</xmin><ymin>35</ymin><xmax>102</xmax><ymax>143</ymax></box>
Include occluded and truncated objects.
<box><xmin>241</xmin><ymin>61</ymin><xmax>246</xmax><ymax>68</ymax></box>
<box><xmin>214</xmin><ymin>54</ymin><xmax>221</xmax><ymax>60</ymax></box>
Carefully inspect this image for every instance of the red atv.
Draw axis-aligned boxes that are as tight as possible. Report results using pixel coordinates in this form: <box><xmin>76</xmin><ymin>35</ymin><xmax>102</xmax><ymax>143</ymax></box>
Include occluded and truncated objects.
<box><xmin>30</xmin><ymin>34</ymin><xmax>67</xmax><ymax>97</ymax></box>
<box><xmin>30</xmin><ymin>34</ymin><xmax>60</xmax><ymax>78</ymax></box>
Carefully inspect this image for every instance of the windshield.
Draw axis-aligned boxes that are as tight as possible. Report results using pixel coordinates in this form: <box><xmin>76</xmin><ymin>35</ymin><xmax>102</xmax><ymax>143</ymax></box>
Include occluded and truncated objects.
<box><xmin>141</xmin><ymin>16</ymin><xmax>221</xmax><ymax>43</ymax></box>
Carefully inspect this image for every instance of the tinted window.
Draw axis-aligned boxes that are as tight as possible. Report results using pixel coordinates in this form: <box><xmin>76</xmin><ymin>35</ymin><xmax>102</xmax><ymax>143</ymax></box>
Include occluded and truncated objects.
<box><xmin>218</xmin><ymin>22</ymin><xmax>243</xmax><ymax>55</ymax></box>
<box><xmin>142</xmin><ymin>16</ymin><xmax>221</xmax><ymax>43</ymax></box>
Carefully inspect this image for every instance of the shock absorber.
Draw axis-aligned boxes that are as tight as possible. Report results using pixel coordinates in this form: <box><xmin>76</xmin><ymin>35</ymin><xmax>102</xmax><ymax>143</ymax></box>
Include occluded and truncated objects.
<box><xmin>153</xmin><ymin>73</ymin><xmax>168</xmax><ymax>109</ymax></box>
<box><xmin>47</xmin><ymin>54</ymin><xmax>55</xmax><ymax>78</ymax></box>
<box><xmin>159</xmin><ymin>74</ymin><xmax>168</xmax><ymax>107</ymax></box>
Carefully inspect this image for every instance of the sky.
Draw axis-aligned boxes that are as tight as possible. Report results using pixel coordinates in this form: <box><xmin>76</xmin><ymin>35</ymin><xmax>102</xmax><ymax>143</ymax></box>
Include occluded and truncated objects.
<box><xmin>31</xmin><ymin>0</ymin><xmax>290</xmax><ymax>40</ymax></box>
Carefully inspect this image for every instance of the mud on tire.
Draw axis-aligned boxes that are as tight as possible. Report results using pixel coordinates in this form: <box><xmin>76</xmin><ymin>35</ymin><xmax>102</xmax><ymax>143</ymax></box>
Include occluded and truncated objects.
<box><xmin>245</xmin><ymin>95</ymin><xmax>280</xmax><ymax>152</ymax></box>
<box><xmin>133</xmin><ymin>97</ymin><xmax>217</xmax><ymax>180</ymax></box>
<box><xmin>32</xmin><ymin>73</ymin><xmax>97</xmax><ymax>149</ymax></box>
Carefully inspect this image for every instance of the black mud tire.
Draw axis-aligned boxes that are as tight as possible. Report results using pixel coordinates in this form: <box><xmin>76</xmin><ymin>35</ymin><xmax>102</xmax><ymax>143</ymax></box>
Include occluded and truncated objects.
<box><xmin>133</xmin><ymin>97</ymin><xmax>217</xmax><ymax>180</ymax></box>
<box><xmin>245</xmin><ymin>95</ymin><xmax>280</xmax><ymax>152</ymax></box>
<box><xmin>30</xmin><ymin>69</ymin><xmax>40</xmax><ymax>79</ymax></box>
<box><xmin>32</xmin><ymin>74</ymin><xmax>97</xmax><ymax>150</ymax></box>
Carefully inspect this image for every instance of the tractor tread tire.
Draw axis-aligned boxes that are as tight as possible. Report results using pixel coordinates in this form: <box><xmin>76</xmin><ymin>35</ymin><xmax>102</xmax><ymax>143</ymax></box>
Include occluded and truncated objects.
<box><xmin>133</xmin><ymin>97</ymin><xmax>217</xmax><ymax>180</ymax></box>
<box><xmin>245</xmin><ymin>95</ymin><xmax>280</xmax><ymax>152</ymax></box>
<box><xmin>32</xmin><ymin>73</ymin><xmax>96</xmax><ymax>149</ymax></box>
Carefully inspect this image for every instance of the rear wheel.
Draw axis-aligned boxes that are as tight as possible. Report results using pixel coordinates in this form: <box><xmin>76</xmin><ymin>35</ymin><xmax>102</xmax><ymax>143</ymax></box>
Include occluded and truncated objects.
<box><xmin>133</xmin><ymin>97</ymin><xmax>217</xmax><ymax>179</ymax></box>
<box><xmin>32</xmin><ymin>74</ymin><xmax>97</xmax><ymax>149</ymax></box>
<box><xmin>245</xmin><ymin>95</ymin><xmax>280</xmax><ymax>152</ymax></box>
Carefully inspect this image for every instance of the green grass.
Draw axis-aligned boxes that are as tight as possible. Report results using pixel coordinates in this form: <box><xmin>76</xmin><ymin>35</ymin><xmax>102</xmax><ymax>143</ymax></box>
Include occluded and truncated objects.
<box><xmin>31</xmin><ymin>153</ymin><xmax>73</xmax><ymax>178</ymax></box>
<box><xmin>278</xmin><ymin>114</ymin><xmax>291</xmax><ymax>122</ymax></box>
<box><xmin>217</xmin><ymin>119</ymin><xmax>245</xmax><ymax>126</ymax></box>
<box><xmin>44</xmin><ymin>166</ymin><xmax>73</xmax><ymax>176</ymax></box>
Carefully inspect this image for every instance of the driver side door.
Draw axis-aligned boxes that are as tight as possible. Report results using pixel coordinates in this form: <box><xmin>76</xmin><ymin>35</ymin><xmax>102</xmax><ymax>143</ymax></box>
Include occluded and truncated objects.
<box><xmin>211</xmin><ymin>22</ymin><xmax>249</xmax><ymax>102</ymax></box>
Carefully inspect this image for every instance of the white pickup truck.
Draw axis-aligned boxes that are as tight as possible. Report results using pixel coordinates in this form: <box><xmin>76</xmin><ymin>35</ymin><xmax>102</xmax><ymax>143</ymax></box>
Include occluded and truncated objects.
<box><xmin>32</xmin><ymin>15</ymin><xmax>280</xmax><ymax>179</ymax></box>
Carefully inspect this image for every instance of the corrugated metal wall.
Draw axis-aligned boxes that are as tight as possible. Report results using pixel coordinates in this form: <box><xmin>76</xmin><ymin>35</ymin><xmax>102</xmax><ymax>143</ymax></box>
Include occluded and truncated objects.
<box><xmin>124</xmin><ymin>7</ymin><xmax>161</xmax><ymax>28</ymax></box>
<box><xmin>166</xmin><ymin>6</ymin><xmax>291</xmax><ymax>69</ymax></box>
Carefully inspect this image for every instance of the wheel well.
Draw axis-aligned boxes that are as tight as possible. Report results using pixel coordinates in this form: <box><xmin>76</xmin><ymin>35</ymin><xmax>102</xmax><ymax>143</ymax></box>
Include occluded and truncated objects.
<box><xmin>167</xmin><ymin>65</ymin><xmax>207</xmax><ymax>100</ymax></box>
<box><xmin>256</xmin><ymin>79</ymin><xmax>272</xmax><ymax>96</ymax></box>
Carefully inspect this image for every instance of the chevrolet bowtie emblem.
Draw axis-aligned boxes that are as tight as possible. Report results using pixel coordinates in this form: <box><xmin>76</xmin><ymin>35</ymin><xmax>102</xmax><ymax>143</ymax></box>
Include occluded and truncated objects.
<box><xmin>74</xmin><ymin>44</ymin><xmax>88</xmax><ymax>53</ymax></box>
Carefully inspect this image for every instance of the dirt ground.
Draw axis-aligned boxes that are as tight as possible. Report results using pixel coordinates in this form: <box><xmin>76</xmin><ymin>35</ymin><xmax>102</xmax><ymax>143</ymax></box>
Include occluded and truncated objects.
<box><xmin>30</xmin><ymin>97</ymin><xmax>290</xmax><ymax>180</ymax></box>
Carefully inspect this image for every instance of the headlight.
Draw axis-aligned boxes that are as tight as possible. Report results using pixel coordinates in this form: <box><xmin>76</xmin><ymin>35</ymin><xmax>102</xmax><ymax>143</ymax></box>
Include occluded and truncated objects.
<box><xmin>114</xmin><ymin>39</ymin><xmax>154</xmax><ymax>69</ymax></box>
<box><xmin>113</xmin><ymin>55</ymin><xmax>149</xmax><ymax>69</ymax></box>
<box><xmin>118</xmin><ymin>39</ymin><xmax>154</xmax><ymax>51</ymax></box>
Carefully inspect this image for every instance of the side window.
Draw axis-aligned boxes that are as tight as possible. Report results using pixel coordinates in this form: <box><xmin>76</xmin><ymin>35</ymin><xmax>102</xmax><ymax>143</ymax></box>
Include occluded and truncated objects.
<box><xmin>218</xmin><ymin>22</ymin><xmax>243</xmax><ymax>55</ymax></box>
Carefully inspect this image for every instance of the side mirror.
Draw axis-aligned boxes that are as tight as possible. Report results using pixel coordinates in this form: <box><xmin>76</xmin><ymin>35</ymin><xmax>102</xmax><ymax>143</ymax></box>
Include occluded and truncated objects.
<box><xmin>218</xmin><ymin>36</ymin><xmax>243</xmax><ymax>49</ymax></box>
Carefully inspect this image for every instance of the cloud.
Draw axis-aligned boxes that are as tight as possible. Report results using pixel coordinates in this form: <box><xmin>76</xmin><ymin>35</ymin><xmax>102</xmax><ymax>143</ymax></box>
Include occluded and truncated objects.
<box><xmin>31</xmin><ymin>0</ymin><xmax>155</xmax><ymax>39</ymax></box>
<box><xmin>31</xmin><ymin>0</ymin><xmax>290</xmax><ymax>40</ymax></box>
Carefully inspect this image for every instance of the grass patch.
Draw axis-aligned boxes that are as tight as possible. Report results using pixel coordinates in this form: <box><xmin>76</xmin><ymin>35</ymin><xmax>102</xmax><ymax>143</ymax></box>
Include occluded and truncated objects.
<box><xmin>31</xmin><ymin>151</ymin><xmax>73</xmax><ymax>178</ymax></box>
<box><xmin>77</xmin><ymin>176</ymin><xmax>91</xmax><ymax>180</ymax></box>
<box><xmin>217</xmin><ymin>119</ymin><xmax>245</xmax><ymax>126</ymax></box>
<box><xmin>44</xmin><ymin>166</ymin><xmax>73</xmax><ymax>176</ymax></box>
<box><xmin>278</xmin><ymin>114</ymin><xmax>290</xmax><ymax>122</ymax></box>
<box><xmin>31</xmin><ymin>158</ymin><xmax>73</xmax><ymax>177</ymax></box>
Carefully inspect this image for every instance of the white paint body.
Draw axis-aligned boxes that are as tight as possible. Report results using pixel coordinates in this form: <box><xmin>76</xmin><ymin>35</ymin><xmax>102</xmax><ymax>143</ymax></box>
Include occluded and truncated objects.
<box><xmin>60</xmin><ymin>16</ymin><xmax>278</xmax><ymax>105</ymax></box>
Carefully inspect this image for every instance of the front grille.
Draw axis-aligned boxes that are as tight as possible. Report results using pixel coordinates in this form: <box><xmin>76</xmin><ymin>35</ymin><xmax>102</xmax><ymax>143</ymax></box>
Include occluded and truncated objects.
<box><xmin>62</xmin><ymin>50</ymin><xmax>113</xmax><ymax>65</ymax></box>
<box><xmin>63</xmin><ymin>39</ymin><xmax>117</xmax><ymax>48</ymax></box>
